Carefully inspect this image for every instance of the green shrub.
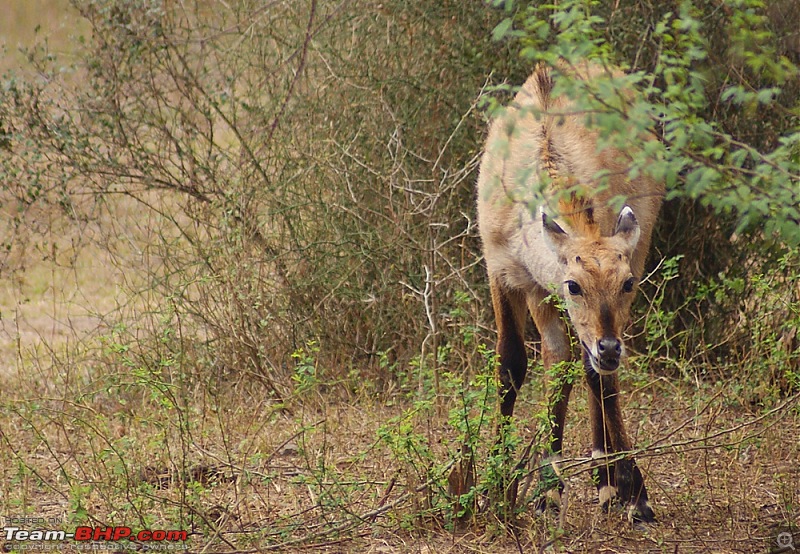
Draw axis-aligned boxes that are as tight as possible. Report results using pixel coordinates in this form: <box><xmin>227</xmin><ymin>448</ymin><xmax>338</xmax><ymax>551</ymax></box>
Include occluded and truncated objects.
<box><xmin>488</xmin><ymin>0</ymin><xmax>799</xmax><ymax>389</ymax></box>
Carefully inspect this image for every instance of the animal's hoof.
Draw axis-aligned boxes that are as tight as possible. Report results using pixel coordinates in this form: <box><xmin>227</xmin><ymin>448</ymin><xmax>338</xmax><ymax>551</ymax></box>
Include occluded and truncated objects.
<box><xmin>627</xmin><ymin>500</ymin><xmax>656</xmax><ymax>523</ymax></box>
<box><xmin>534</xmin><ymin>488</ymin><xmax>562</xmax><ymax>514</ymax></box>
<box><xmin>532</xmin><ymin>455</ymin><xmax>564</xmax><ymax>514</ymax></box>
<box><xmin>598</xmin><ymin>484</ymin><xmax>617</xmax><ymax>513</ymax></box>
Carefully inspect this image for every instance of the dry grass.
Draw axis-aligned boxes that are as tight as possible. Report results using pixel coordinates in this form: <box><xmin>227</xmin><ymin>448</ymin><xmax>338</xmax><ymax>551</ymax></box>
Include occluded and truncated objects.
<box><xmin>1</xmin><ymin>350</ymin><xmax>798</xmax><ymax>553</ymax></box>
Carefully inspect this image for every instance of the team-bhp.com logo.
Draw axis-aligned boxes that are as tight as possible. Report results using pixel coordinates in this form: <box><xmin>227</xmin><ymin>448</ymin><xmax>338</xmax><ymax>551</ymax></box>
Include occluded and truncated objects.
<box><xmin>75</xmin><ymin>526</ymin><xmax>187</xmax><ymax>542</ymax></box>
<box><xmin>4</xmin><ymin>525</ymin><xmax>187</xmax><ymax>543</ymax></box>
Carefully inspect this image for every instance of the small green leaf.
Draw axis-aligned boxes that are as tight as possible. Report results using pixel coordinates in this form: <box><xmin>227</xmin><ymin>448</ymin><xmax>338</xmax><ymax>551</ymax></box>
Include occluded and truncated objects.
<box><xmin>492</xmin><ymin>18</ymin><xmax>513</xmax><ymax>42</ymax></box>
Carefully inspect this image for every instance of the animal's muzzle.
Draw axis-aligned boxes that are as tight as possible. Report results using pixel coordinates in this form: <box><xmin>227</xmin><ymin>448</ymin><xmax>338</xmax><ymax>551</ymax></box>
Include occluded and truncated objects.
<box><xmin>597</xmin><ymin>337</ymin><xmax>622</xmax><ymax>372</ymax></box>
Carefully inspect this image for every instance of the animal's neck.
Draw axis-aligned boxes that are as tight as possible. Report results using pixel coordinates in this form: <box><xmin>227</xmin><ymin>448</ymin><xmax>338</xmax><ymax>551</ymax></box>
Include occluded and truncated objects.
<box><xmin>541</xmin><ymin>138</ymin><xmax>602</xmax><ymax>240</ymax></box>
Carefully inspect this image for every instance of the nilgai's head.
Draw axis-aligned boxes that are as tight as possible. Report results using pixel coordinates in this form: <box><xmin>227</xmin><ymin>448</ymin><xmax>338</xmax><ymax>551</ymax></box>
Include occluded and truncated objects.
<box><xmin>542</xmin><ymin>206</ymin><xmax>641</xmax><ymax>375</ymax></box>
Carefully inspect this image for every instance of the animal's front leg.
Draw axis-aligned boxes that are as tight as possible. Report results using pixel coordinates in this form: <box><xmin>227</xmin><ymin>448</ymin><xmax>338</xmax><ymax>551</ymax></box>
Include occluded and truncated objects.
<box><xmin>585</xmin><ymin>363</ymin><xmax>655</xmax><ymax>522</ymax></box>
<box><xmin>587</xmin><ymin>379</ymin><xmax>617</xmax><ymax>513</ymax></box>
<box><xmin>528</xmin><ymin>288</ymin><xmax>574</xmax><ymax>513</ymax></box>
<box><xmin>614</xmin><ymin>458</ymin><xmax>653</xmax><ymax>523</ymax></box>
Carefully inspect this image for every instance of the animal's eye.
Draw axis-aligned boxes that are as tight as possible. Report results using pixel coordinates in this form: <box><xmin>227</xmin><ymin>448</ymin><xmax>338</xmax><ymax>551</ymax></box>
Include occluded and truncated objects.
<box><xmin>566</xmin><ymin>280</ymin><xmax>582</xmax><ymax>296</ymax></box>
<box><xmin>622</xmin><ymin>277</ymin><xmax>635</xmax><ymax>293</ymax></box>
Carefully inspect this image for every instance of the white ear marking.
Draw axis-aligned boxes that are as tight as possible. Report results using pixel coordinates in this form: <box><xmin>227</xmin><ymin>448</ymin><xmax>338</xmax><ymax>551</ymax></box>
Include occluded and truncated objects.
<box><xmin>615</xmin><ymin>206</ymin><xmax>638</xmax><ymax>232</ymax></box>
<box><xmin>614</xmin><ymin>205</ymin><xmax>640</xmax><ymax>252</ymax></box>
<box><xmin>614</xmin><ymin>206</ymin><xmax>639</xmax><ymax>237</ymax></box>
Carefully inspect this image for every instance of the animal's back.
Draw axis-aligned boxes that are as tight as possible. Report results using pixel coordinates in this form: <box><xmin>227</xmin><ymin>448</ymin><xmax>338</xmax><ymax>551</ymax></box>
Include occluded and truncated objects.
<box><xmin>477</xmin><ymin>62</ymin><xmax>663</xmax><ymax>294</ymax></box>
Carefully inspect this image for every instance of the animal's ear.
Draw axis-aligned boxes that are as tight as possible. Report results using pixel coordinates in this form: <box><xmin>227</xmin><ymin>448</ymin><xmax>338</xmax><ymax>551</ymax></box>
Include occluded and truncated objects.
<box><xmin>614</xmin><ymin>206</ymin><xmax>640</xmax><ymax>253</ymax></box>
<box><xmin>541</xmin><ymin>207</ymin><xmax>569</xmax><ymax>256</ymax></box>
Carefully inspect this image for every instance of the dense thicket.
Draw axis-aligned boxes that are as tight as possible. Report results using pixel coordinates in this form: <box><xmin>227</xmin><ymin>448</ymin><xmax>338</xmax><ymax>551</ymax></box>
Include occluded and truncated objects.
<box><xmin>1</xmin><ymin>0</ymin><xmax>797</xmax><ymax>396</ymax></box>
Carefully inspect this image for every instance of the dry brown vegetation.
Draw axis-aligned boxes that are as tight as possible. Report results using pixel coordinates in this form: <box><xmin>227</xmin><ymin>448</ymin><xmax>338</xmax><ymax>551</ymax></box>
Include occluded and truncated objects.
<box><xmin>1</xmin><ymin>1</ymin><xmax>798</xmax><ymax>553</ymax></box>
<box><xmin>1</xmin><ymin>355</ymin><xmax>798</xmax><ymax>553</ymax></box>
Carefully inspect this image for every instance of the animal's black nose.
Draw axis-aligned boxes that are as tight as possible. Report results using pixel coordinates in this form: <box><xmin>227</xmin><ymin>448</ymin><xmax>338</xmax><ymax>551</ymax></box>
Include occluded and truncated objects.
<box><xmin>597</xmin><ymin>337</ymin><xmax>621</xmax><ymax>371</ymax></box>
<box><xmin>598</xmin><ymin>337</ymin><xmax>621</xmax><ymax>355</ymax></box>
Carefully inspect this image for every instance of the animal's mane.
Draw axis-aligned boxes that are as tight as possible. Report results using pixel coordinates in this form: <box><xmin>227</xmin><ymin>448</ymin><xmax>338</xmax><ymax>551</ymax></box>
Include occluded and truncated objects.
<box><xmin>557</xmin><ymin>193</ymin><xmax>600</xmax><ymax>239</ymax></box>
<box><xmin>530</xmin><ymin>63</ymin><xmax>601</xmax><ymax>240</ymax></box>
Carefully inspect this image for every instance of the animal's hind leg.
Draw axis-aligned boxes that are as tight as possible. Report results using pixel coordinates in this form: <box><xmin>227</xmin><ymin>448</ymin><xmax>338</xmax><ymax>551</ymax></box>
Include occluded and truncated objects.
<box><xmin>488</xmin><ymin>276</ymin><xmax>529</xmax><ymax>518</ymax></box>
<box><xmin>490</xmin><ymin>277</ymin><xmax>529</xmax><ymax>420</ymax></box>
<box><xmin>527</xmin><ymin>285</ymin><xmax>574</xmax><ymax>511</ymax></box>
<box><xmin>585</xmin><ymin>361</ymin><xmax>655</xmax><ymax>522</ymax></box>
